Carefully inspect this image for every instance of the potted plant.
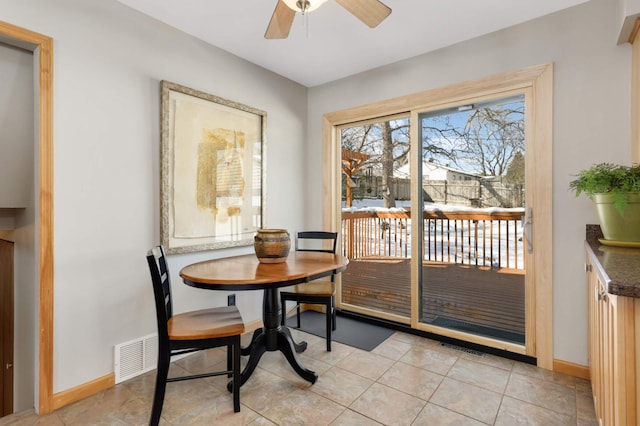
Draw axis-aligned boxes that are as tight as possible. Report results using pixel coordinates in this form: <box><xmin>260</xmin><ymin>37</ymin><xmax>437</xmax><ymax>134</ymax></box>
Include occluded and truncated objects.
<box><xmin>569</xmin><ymin>162</ymin><xmax>640</xmax><ymax>244</ymax></box>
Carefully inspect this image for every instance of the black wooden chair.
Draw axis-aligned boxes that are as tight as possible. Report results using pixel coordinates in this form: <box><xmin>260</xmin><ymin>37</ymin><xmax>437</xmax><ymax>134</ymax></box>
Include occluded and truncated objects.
<box><xmin>146</xmin><ymin>246</ymin><xmax>245</xmax><ymax>425</ymax></box>
<box><xmin>279</xmin><ymin>231</ymin><xmax>339</xmax><ymax>351</ymax></box>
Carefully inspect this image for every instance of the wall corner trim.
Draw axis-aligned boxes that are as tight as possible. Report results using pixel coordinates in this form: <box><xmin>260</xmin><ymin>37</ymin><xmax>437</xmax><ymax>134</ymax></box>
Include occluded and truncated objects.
<box><xmin>553</xmin><ymin>358</ymin><xmax>590</xmax><ymax>380</ymax></box>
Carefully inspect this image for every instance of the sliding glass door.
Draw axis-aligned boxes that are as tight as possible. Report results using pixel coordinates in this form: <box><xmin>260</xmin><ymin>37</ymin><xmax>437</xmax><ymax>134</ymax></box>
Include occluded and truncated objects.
<box><xmin>337</xmin><ymin>96</ymin><xmax>527</xmax><ymax>346</ymax></box>
<box><xmin>326</xmin><ymin>65</ymin><xmax>553</xmax><ymax>362</ymax></box>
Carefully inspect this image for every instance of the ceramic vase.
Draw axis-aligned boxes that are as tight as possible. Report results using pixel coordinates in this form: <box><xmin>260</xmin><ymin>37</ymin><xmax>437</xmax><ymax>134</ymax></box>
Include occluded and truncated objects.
<box><xmin>254</xmin><ymin>229</ymin><xmax>291</xmax><ymax>263</ymax></box>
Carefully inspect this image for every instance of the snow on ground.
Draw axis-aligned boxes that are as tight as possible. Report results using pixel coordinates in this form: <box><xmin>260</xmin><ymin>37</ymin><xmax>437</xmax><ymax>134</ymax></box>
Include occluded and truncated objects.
<box><xmin>343</xmin><ymin>199</ymin><xmax>524</xmax><ymax>214</ymax></box>
<box><xmin>342</xmin><ymin>198</ymin><xmax>525</xmax><ymax>269</ymax></box>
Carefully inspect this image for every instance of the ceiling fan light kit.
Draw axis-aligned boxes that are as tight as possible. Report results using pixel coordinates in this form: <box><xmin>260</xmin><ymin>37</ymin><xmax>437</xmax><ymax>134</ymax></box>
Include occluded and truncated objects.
<box><xmin>282</xmin><ymin>0</ymin><xmax>329</xmax><ymax>13</ymax></box>
<box><xmin>265</xmin><ymin>0</ymin><xmax>391</xmax><ymax>39</ymax></box>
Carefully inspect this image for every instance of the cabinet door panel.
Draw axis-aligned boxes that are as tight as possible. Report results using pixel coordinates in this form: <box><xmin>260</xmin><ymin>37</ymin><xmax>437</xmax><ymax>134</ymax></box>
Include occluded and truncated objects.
<box><xmin>586</xmin><ymin>252</ymin><xmax>638</xmax><ymax>426</ymax></box>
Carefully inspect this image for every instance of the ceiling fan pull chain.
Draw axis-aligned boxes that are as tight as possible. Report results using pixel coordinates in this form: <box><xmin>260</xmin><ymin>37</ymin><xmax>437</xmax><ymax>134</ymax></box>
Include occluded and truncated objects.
<box><xmin>305</xmin><ymin>12</ymin><xmax>310</xmax><ymax>39</ymax></box>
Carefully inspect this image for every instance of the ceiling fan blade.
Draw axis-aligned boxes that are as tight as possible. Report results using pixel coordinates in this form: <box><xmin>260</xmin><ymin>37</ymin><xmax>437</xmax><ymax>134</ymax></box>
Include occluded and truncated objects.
<box><xmin>265</xmin><ymin>0</ymin><xmax>296</xmax><ymax>39</ymax></box>
<box><xmin>335</xmin><ymin>0</ymin><xmax>392</xmax><ymax>28</ymax></box>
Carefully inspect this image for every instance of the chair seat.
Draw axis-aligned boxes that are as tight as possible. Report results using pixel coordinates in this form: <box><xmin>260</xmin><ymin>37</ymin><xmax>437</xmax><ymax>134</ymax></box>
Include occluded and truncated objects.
<box><xmin>282</xmin><ymin>280</ymin><xmax>335</xmax><ymax>297</ymax></box>
<box><xmin>280</xmin><ymin>231</ymin><xmax>339</xmax><ymax>352</ymax></box>
<box><xmin>168</xmin><ymin>305</ymin><xmax>245</xmax><ymax>340</ymax></box>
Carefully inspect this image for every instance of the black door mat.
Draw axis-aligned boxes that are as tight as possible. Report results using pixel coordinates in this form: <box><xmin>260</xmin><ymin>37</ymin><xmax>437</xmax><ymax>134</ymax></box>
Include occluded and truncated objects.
<box><xmin>284</xmin><ymin>310</ymin><xmax>395</xmax><ymax>351</ymax></box>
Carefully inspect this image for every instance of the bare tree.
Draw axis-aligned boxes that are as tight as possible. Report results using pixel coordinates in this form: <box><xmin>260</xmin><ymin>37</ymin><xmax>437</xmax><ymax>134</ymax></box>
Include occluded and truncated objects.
<box><xmin>380</xmin><ymin>120</ymin><xmax>410</xmax><ymax>207</ymax></box>
<box><xmin>421</xmin><ymin>103</ymin><xmax>524</xmax><ymax>177</ymax></box>
<box><xmin>460</xmin><ymin>107</ymin><xmax>524</xmax><ymax>176</ymax></box>
<box><xmin>341</xmin><ymin>125</ymin><xmax>375</xmax><ymax>208</ymax></box>
<box><xmin>506</xmin><ymin>151</ymin><xmax>525</xmax><ymax>186</ymax></box>
<box><xmin>341</xmin><ymin>124</ymin><xmax>375</xmax><ymax>155</ymax></box>
<box><xmin>341</xmin><ymin>118</ymin><xmax>409</xmax><ymax>208</ymax></box>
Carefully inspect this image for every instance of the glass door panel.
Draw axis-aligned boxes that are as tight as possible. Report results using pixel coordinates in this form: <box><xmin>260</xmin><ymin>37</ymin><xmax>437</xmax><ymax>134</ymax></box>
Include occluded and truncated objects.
<box><xmin>418</xmin><ymin>95</ymin><xmax>527</xmax><ymax>345</ymax></box>
<box><xmin>339</xmin><ymin>116</ymin><xmax>412</xmax><ymax>322</ymax></box>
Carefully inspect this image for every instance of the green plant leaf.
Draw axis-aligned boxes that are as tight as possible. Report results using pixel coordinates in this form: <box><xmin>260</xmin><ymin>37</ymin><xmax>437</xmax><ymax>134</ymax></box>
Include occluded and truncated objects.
<box><xmin>569</xmin><ymin>163</ymin><xmax>640</xmax><ymax>215</ymax></box>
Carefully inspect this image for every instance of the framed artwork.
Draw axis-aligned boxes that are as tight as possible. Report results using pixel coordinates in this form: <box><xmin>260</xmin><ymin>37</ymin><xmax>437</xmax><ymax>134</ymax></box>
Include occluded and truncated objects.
<box><xmin>160</xmin><ymin>80</ymin><xmax>266</xmax><ymax>254</ymax></box>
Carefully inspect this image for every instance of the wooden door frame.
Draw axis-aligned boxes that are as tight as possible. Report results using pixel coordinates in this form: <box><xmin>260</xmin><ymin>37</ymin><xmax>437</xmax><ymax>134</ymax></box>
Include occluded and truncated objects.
<box><xmin>0</xmin><ymin>21</ymin><xmax>54</xmax><ymax>414</ymax></box>
<box><xmin>322</xmin><ymin>64</ymin><xmax>553</xmax><ymax>370</ymax></box>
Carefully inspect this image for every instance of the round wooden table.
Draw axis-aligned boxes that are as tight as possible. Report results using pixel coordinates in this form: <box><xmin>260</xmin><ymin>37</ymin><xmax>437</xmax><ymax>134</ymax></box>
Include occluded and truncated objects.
<box><xmin>179</xmin><ymin>251</ymin><xmax>348</xmax><ymax>387</ymax></box>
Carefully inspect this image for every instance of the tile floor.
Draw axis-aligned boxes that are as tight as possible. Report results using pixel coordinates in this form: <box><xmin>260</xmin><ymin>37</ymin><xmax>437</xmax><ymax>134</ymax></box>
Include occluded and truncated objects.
<box><xmin>1</xmin><ymin>329</ymin><xmax>597</xmax><ymax>425</ymax></box>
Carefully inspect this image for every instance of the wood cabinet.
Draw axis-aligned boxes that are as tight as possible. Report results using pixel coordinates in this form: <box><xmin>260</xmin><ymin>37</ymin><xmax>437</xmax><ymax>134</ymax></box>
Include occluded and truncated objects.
<box><xmin>586</xmin><ymin>253</ymin><xmax>638</xmax><ymax>426</ymax></box>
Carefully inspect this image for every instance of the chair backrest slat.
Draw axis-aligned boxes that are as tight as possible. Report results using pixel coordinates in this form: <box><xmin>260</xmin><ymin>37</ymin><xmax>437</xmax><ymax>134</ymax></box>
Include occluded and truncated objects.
<box><xmin>147</xmin><ymin>245</ymin><xmax>172</xmax><ymax>342</ymax></box>
<box><xmin>295</xmin><ymin>231</ymin><xmax>338</xmax><ymax>254</ymax></box>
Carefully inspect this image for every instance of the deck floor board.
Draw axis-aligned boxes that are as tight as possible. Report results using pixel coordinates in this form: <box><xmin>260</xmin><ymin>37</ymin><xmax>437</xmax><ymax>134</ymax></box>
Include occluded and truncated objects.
<box><xmin>340</xmin><ymin>257</ymin><xmax>525</xmax><ymax>340</ymax></box>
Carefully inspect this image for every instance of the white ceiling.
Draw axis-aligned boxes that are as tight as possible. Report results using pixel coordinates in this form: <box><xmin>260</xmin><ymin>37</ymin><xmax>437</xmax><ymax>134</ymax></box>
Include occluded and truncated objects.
<box><xmin>116</xmin><ymin>0</ymin><xmax>590</xmax><ymax>87</ymax></box>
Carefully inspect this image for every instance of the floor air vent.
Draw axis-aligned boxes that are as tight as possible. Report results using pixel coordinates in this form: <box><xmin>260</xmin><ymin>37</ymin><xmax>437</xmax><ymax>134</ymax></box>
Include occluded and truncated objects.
<box><xmin>440</xmin><ymin>342</ymin><xmax>486</xmax><ymax>357</ymax></box>
<box><xmin>114</xmin><ymin>333</ymin><xmax>158</xmax><ymax>384</ymax></box>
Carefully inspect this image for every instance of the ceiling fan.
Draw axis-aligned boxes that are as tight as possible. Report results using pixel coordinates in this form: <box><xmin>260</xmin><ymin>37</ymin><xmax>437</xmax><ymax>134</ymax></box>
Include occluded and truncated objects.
<box><xmin>265</xmin><ymin>0</ymin><xmax>392</xmax><ymax>39</ymax></box>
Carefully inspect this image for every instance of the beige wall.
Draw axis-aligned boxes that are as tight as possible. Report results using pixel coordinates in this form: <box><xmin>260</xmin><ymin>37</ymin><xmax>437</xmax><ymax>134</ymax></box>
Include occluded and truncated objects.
<box><xmin>307</xmin><ymin>0</ymin><xmax>631</xmax><ymax>366</ymax></box>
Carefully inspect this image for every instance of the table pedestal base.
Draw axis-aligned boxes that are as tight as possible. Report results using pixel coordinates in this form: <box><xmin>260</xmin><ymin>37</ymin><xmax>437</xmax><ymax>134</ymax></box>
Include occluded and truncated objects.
<box><xmin>229</xmin><ymin>287</ymin><xmax>317</xmax><ymax>390</ymax></box>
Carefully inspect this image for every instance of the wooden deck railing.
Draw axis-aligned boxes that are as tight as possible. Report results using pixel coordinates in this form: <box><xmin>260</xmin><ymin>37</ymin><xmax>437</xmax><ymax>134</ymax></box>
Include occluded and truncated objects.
<box><xmin>341</xmin><ymin>207</ymin><xmax>525</xmax><ymax>269</ymax></box>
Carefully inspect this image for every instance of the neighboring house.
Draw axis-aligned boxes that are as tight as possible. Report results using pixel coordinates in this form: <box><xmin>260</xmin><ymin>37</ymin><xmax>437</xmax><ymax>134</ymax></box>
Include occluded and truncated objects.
<box><xmin>395</xmin><ymin>161</ymin><xmax>480</xmax><ymax>182</ymax></box>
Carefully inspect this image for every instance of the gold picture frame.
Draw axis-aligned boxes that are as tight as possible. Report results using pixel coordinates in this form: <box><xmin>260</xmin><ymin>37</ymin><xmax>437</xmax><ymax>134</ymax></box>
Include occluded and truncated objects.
<box><xmin>160</xmin><ymin>81</ymin><xmax>266</xmax><ymax>254</ymax></box>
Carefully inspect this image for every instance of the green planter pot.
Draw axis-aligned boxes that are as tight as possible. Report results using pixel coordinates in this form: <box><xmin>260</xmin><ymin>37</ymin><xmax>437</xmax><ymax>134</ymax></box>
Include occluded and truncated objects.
<box><xmin>593</xmin><ymin>192</ymin><xmax>640</xmax><ymax>243</ymax></box>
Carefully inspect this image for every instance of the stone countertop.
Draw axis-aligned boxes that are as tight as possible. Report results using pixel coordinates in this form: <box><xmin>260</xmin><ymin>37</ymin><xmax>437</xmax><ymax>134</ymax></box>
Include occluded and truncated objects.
<box><xmin>585</xmin><ymin>225</ymin><xmax>640</xmax><ymax>298</ymax></box>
